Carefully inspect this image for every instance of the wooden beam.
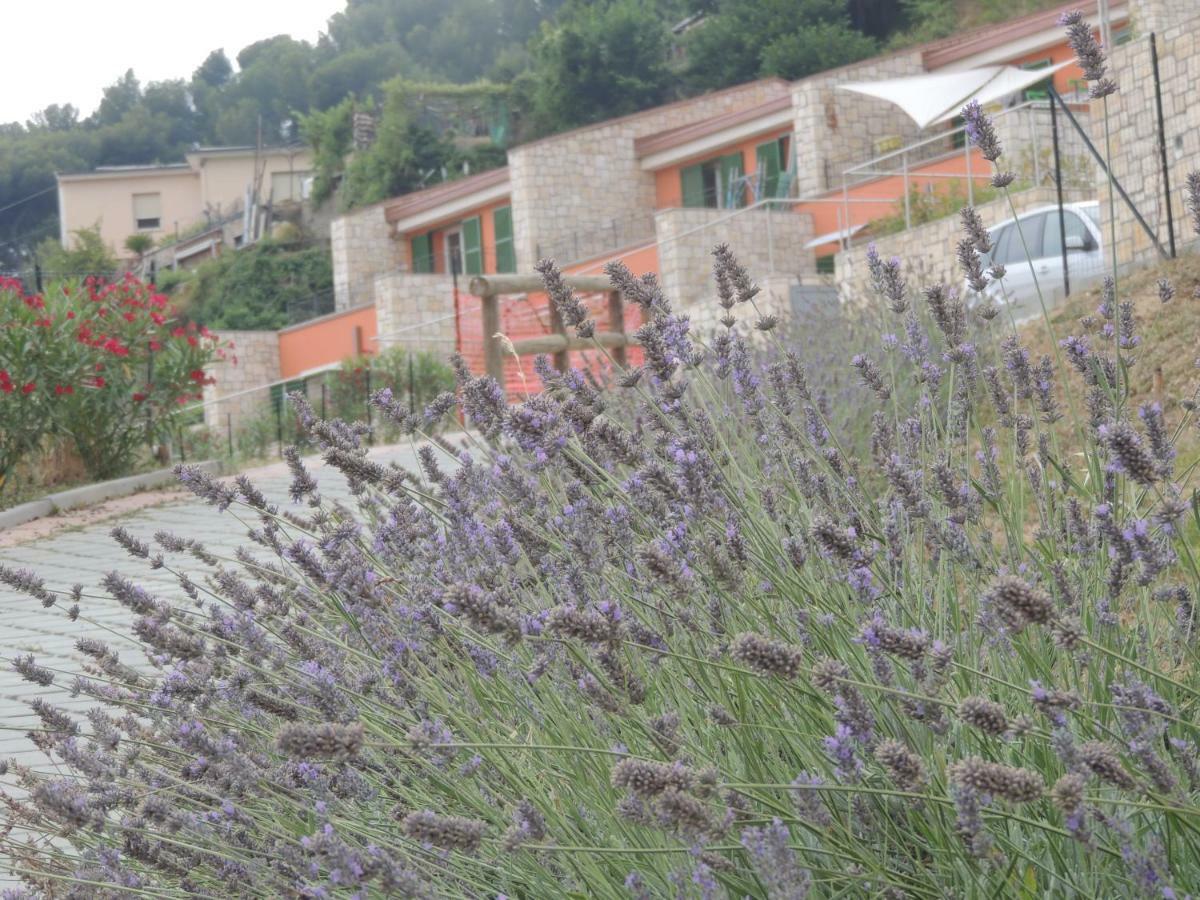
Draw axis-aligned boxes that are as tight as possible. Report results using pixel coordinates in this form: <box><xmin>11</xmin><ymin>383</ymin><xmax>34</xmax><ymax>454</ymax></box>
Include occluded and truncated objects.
<box><xmin>468</xmin><ymin>273</ymin><xmax>613</xmax><ymax>297</ymax></box>
<box><xmin>510</xmin><ymin>331</ymin><xmax>638</xmax><ymax>356</ymax></box>
<box><xmin>607</xmin><ymin>290</ymin><xmax>627</xmax><ymax>367</ymax></box>
<box><xmin>482</xmin><ymin>294</ymin><xmax>503</xmax><ymax>383</ymax></box>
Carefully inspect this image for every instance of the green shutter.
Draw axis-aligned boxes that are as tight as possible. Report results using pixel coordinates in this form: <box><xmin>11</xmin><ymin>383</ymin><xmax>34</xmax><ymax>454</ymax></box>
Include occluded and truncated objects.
<box><xmin>680</xmin><ymin>163</ymin><xmax>705</xmax><ymax>208</ymax></box>
<box><xmin>410</xmin><ymin>233</ymin><xmax>433</xmax><ymax>273</ymax></box>
<box><xmin>462</xmin><ymin>216</ymin><xmax>483</xmax><ymax>275</ymax></box>
<box><xmin>720</xmin><ymin>152</ymin><xmax>745</xmax><ymax>208</ymax></box>
<box><xmin>756</xmin><ymin>140</ymin><xmax>782</xmax><ymax>199</ymax></box>
<box><xmin>493</xmin><ymin>206</ymin><xmax>515</xmax><ymax>273</ymax></box>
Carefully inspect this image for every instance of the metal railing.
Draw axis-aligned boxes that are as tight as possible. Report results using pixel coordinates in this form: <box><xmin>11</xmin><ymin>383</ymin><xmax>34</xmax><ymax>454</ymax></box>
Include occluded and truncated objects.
<box><xmin>837</xmin><ymin>99</ymin><xmax>1094</xmax><ymax>239</ymax></box>
<box><xmin>536</xmin><ymin>209</ymin><xmax>658</xmax><ymax>266</ymax></box>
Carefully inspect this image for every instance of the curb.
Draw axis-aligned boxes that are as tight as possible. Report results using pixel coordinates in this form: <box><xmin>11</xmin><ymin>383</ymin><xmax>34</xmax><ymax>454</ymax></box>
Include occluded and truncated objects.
<box><xmin>0</xmin><ymin>461</ymin><xmax>221</xmax><ymax>531</ymax></box>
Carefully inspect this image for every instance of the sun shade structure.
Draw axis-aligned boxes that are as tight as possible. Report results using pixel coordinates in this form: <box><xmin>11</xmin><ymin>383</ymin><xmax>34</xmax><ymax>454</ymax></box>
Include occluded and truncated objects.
<box><xmin>838</xmin><ymin>60</ymin><xmax>1074</xmax><ymax>131</ymax></box>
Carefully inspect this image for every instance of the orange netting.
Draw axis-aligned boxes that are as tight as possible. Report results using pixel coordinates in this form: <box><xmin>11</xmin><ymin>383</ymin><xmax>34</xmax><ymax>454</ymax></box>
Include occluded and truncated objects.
<box><xmin>456</xmin><ymin>288</ymin><xmax>644</xmax><ymax>400</ymax></box>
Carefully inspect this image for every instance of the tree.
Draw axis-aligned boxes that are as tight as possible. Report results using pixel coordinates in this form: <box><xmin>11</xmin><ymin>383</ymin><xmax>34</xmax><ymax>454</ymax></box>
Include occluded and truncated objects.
<box><xmin>36</xmin><ymin>225</ymin><xmax>118</xmax><ymax>279</ymax></box>
<box><xmin>683</xmin><ymin>0</ymin><xmax>879</xmax><ymax>92</ymax></box>
<box><xmin>94</xmin><ymin>69</ymin><xmax>142</xmax><ymax>127</ymax></box>
<box><xmin>27</xmin><ymin>104</ymin><xmax>79</xmax><ymax>132</ymax></box>
<box><xmin>299</xmin><ymin>98</ymin><xmax>355</xmax><ymax>206</ymax></box>
<box><xmin>193</xmin><ymin>48</ymin><xmax>233</xmax><ymax>88</ymax></box>
<box><xmin>124</xmin><ymin>233</ymin><xmax>154</xmax><ymax>262</ymax></box>
<box><xmin>520</xmin><ymin>0</ymin><xmax>671</xmax><ymax>137</ymax></box>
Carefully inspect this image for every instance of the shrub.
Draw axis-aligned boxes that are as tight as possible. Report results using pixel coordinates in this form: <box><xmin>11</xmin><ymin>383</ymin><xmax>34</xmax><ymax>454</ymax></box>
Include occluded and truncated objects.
<box><xmin>0</xmin><ymin>274</ymin><xmax>227</xmax><ymax>485</ymax></box>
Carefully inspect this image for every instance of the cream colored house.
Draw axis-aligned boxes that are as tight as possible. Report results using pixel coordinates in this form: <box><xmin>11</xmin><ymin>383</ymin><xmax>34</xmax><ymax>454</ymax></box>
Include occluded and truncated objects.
<box><xmin>56</xmin><ymin>145</ymin><xmax>313</xmax><ymax>259</ymax></box>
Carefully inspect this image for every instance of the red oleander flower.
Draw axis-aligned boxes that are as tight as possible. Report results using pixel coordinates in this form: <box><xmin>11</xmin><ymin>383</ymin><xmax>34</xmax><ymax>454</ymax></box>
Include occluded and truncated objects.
<box><xmin>92</xmin><ymin>376</ymin><xmax>107</xmax><ymax>388</ymax></box>
<box><xmin>132</xmin><ymin>392</ymin><xmax>147</xmax><ymax>402</ymax></box>
<box><xmin>187</xmin><ymin>336</ymin><xmax>198</xmax><ymax>347</ymax></box>
<box><xmin>54</xmin><ymin>384</ymin><xmax>74</xmax><ymax>395</ymax></box>
<box><xmin>123</xmin><ymin>312</ymin><xmax>136</xmax><ymax>322</ymax></box>
<box><xmin>151</xmin><ymin>312</ymin><xmax>166</xmax><ymax>325</ymax></box>
<box><xmin>188</xmin><ymin>369</ymin><xmax>205</xmax><ymax>382</ymax></box>
<box><xmin>21</xmin><ymin>382</ymin><xmax>35</xmax><ymax>394</ymax></box>
<box><xmin>172</xmin><ymin>327</ymin><xmax>186</xmax><ymax>337</ymax></box>
<box><xmin>149</xmin><ymin>340</ymin><xmax>162</xmax><ymax>351</ymax></box>
<box><xmin>66</xmin><ymin>311</ymin><xmax>76</xmax><ymax>319</ymax></box>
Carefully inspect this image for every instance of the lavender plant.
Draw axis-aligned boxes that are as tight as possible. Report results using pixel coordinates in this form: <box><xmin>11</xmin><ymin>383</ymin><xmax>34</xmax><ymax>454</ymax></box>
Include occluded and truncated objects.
<box><xmin>4</xmin><ymin>22</ymin><xmax>1200</xmax><ymax>898</ymax></box>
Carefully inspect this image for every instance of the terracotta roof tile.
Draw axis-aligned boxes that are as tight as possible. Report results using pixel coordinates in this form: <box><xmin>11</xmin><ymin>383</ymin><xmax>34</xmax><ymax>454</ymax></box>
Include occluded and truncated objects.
<box><xmin>634</xmin><ymin>95</ymin><xmax>793</xmax><ymax>158</ymax></box>
<box><xmin>383</xmin><ymin>167</ymin><xmax>509</xmax><ymax>225</ymax></box>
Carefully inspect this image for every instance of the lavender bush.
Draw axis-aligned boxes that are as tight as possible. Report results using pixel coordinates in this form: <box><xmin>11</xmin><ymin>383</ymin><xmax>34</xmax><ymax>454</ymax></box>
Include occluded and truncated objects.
<box><xmin>5</xmin><ymin>23</ymin><xmax>1200</xmax><ymax>900</ymax></box>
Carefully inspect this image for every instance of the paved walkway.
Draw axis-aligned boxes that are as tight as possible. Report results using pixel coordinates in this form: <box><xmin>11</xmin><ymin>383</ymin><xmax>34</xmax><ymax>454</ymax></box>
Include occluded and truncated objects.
<box><xmin>0</xmin><ymin>442</ymin><xmax>429</xmax><ymax>774</ymax></box>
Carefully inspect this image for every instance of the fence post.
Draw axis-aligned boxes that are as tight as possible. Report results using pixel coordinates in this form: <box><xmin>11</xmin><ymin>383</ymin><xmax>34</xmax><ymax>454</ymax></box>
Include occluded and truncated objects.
<box><xmin>1150</xmin><ymin>33</ymin><xmax>1177</xmax><ymax>259</ymax></box>
<box><xmin>841</xmin><ymin>175</ymin><xmax>851</xmax><ymax>250</ymax></box>
<box><xmin>766</xmin><ymin>205</ymin><xmax>775</xmax><ymax>274</ymax></box>
<box><xmin>1028</xmin><ymin>105</ymin><xmax>1041</xmax><ymax>185</ymax></box>
<box><xmin>409</xmin><ymin>355</ymin><xmax>416</xmax><ymax>415</ymax></box>
<box><xmin>547</xmin><ymin>290</ymin><xmax>569</xmax><ymax>372</ymax></box>
<box><xmin>901</xmin><ymin>150</ymin><xmax>911</xmax><ymax>230</ymax></box>
<box><xmin>320</xmin><ymin>380</ymin><xmax>327</xmax><ymax>420</ymax></box>
<box><xmin>365</xmin><ymin>368</ymin><xmax>373</xmax><ymax>444</ymax></box>
<box><xmin>226</xmin><ymin>412</ymin><xmax>233</xmax><ymax>458</ymax></box>
<box><xmin>482</xmin><ymin>293</ymin><xmax>504</xmax><ymax>384</ymax></box>
<box><xmin>1050</xmin><ymin>91</ymin><xmax>1071</xmax><ymax>299</ymax></box>
<box><xmin>964</xmin><ymin>139</ymin><xmax>974</xmax><ymax>207</ymax></box>
<box><xmin>608</xmin><ymin>290</ymin><xmax>627</xmax><ymax>368</ymax></box>
<box><xmin>275</xmin><ymin>395</ymin><xmax>284</xmax><ymax>457</ymax></box>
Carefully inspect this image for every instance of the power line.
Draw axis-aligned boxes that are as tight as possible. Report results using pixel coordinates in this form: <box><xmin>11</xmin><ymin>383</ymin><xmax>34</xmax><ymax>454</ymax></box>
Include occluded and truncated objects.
<box><xmin>0</xmin><ymin>185</ymin><xmax>55</xmax><ymax>216</ymax></box>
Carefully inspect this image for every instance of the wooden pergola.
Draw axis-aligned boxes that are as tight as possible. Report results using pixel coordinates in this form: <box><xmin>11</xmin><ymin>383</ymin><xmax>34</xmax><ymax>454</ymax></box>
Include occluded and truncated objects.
<box><xmin>467</xmin><ymin>274</ymin><xmax>638</xmax><ymax>381</ymax></box>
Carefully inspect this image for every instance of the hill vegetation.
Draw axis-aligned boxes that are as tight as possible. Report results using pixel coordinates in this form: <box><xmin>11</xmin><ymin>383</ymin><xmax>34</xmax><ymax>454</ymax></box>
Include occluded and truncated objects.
<box><xmin>0</xmin><ymin>0</ymin><xmax>1065</xmax><ymax>270</ymax></box>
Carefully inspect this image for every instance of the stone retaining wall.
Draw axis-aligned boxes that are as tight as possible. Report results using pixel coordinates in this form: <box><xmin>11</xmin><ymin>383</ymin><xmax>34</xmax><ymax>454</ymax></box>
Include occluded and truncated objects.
<box><xmin>331</xmin><ymin>202</ymin><xmax>405</xmax><ymax>311</ymax></box>
<box><xmin>1095</xmin><ymin>11</ymin><xmax>1200</xmax><ymax>272</ymax></box>
<box><xmin>655</xmin><ymin>206</ymin><xmax>813</xmax><ymax>335</ymax></box>
<box><xmin>202</xmin><ymin>330</ymin><xmax>280</xmax><ymax>432</ymax></box>
<box><xmin>373</xmin><ymin>273</ymin><xmax>458</xmax><ymax>358</ymax></box>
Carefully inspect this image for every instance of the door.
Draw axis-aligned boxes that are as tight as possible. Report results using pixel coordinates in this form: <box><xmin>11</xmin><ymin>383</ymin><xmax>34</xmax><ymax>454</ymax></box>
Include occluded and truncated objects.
<box><xmin>1039</xmin><ymin>209</ymin><xmax>1103</xmax><ymax>303</ymax></box>
<box><xmin>988</xmin><ymin>213</ymin><xmax>1045</xmax><ymax>318</ymax></box>
<box><xmin>445</xmin><ymin>230</ymin><xmax>463</xmax><ymax>276</ymax></box>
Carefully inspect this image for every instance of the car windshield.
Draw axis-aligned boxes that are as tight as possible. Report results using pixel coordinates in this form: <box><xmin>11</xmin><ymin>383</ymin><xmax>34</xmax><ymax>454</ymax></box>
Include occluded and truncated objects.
<box><xmin>1079</xmin><ymin>205</ymin><xmax>1101</xmax><ymax>228</ymax></box>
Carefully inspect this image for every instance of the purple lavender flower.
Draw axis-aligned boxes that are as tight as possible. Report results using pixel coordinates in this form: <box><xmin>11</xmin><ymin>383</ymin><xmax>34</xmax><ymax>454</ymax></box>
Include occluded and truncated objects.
<box><xmin>1060</xmin><ymin>10</ymin><xmax>1117</xmax><ymax>98</ymax></box>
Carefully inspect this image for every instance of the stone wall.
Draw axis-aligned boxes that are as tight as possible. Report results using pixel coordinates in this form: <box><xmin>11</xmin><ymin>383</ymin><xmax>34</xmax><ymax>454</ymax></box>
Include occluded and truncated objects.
<box><xmin>655</xmin><ymin>206</ymin><xmax>814</xmax><ymax>335</ymax></box>
<box><xmin>373</xmin><ymin>272</ymin><xmax>458</xmax><ymax>359</ymax></box>
<box><xmin>331</xmin><ymin>202</ymin><xmax>406</xmax><ymax>311</ymax></box>
<box><xmin>1094</xmin><ymin>11</ymin><xmax>1200</xmax><ymax>273</ymax></box>
<box><xmin>834</xmin><ymin>186</ymin><xmax>1092</xmax><ymax>307</ymax></box>
<box><xmin>202</xmin><ymin>330</ymin><xmax>280</xmax><ymax>432</ymax></box>
<box><xmin>507</xmin><ymin>79</ymin><xmax>792</xmax><ymax>270</ymax></box>
<box><xmin>791</xmin><ymin>51</ymin><xmax>926</xmax><ymax>198</ymax></box>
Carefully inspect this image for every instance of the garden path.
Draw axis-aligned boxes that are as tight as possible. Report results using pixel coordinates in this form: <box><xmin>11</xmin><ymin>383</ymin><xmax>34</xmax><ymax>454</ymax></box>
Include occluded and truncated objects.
<box><xmin>0</xmin><ymin>439</ymin><xmax>435</xmax><ymax>775</ymax></box>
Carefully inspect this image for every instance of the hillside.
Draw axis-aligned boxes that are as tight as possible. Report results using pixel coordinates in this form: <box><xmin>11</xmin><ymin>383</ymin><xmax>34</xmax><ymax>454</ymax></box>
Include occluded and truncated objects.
<box><xmin>1021</xmin><ymin>253</ymin><xmax>1200</xmax><ymax>464</ymax></box>
<box><xmin>0</xmin><ymin>0</ymin><xmax>1068</xmax><ymax>273</ymax></box>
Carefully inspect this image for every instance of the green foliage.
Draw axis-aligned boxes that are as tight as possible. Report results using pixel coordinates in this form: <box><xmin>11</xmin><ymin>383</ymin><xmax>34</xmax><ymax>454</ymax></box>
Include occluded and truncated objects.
<box><xmin>518</xmin><ymin>0</ymin><xmax>672</xmax><ymax>136</ymax></box>
<box><xmin>181</xmin><ymin>239</ymin><xmax>333</xmax><ymax>331</ymax></box>
<box><xmin>124</xmin><ymin>233</ymin><xmax>155</xmax><ymax>259</ymax></box>
<box><xmin>36</xmin><ymin>225</ymin><xmax>118</xmax><ymax>279</ymax></box>
<box><xmin>299</xmin><ymin>98</ymin><xmax>355</xmax><ymax>208</ymax></box>
<box><xmin>0</xmin><ymin>275</ymin><xmax>225</xmax><ymax>485</ymax></box>
<box><xmin>683</xmin><ymin>0</ymin><xmax>878</xmax><ymax>91</ymax></box>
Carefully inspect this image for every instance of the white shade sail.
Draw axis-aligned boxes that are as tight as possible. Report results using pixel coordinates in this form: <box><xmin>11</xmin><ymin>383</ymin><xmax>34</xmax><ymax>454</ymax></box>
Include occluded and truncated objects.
<box><xmin>839</xmin><ymin>60</ymin><xmax>1074</xmax><ymax>131</ymax></box>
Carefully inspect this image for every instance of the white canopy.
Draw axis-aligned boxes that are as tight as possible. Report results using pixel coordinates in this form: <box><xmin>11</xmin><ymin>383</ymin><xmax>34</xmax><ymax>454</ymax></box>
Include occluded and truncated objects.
<box><xmin>838</xmin><ymin>60</ymin><xmax>1073</xmax><ymax>131</ymax></box>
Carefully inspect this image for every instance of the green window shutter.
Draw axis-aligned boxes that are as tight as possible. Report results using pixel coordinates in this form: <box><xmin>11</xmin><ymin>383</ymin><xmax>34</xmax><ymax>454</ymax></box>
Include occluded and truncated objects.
<box><xmin>493</xmin><ymin>206</ymin><xmax>515</xmax><ymax>273</ymax></box>
<box><xmin>720</xmin><ymin>153</ymin><xmax>745</xmax><ymax>208</ymax></box>
<box><xmin>756</xmin><ymin>140</ymin><xmax>782</xmax><ymax>199</ymax></box>
<box><xmin>410</xmin><ymin>233</ymin><xmax>433</xmax><ymax>273</ymax></box>
<box><xmin>462</xmin><ymin>216</ymin><xmax>483</xmax><ymax>275</ymax></box>
<box><xmin>680</xmin><ymin>164</ymin><xmax>705</xmax><ymax>208</ymax></box>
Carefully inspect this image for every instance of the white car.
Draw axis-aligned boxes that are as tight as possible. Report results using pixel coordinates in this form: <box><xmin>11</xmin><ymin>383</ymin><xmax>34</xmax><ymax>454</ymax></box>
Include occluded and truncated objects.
<box><xmin>969</xmin><ymin>201</ymin><xmax>1105</xmax><ymax>319</ymax></box>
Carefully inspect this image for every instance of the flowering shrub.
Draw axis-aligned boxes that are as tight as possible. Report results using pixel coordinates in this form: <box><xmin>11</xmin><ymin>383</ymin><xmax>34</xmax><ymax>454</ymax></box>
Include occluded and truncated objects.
<box><xmin>0</xmin><ymin>273</ymin><xmax>227</xmax><ymax>485</ymax></box>
<box><xmin>6</xmin><ymin>22</ymin><xmax>1200</xmax><ymax>898</ymax></box>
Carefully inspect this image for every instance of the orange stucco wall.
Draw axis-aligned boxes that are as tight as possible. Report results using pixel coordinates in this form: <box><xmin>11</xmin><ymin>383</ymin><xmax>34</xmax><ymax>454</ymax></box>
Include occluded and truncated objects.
<box><xmin>566</xmin><ymin>241</ymin><xmax>660</xmax><ymax>279</ymax></box>
<box><xmin>278</xmin><ymin>305</ymin><xmax>378</xmax><ymax>379</ymax></box>
<box><xmin>653</xmin><ymin>126</ymin><xmax>793</xmax><ymax>208</ymax></box>
<box><xmin>402</xmin><ymin>197</ymin><xmax>512</xmax><ymax>274</ymax></box>
<box><xmin>796</xmin><ymin>147</ymin><xmax>993</xmax><ymax>256</ymax></box>
<box><xmin>1006</xmin><ymin>29</ymin><xmax>1126</xmax><ymax>96</ymax></box>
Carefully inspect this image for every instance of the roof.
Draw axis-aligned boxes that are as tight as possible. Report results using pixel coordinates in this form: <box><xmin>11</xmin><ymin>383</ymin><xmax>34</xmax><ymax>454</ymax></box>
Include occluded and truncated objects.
<box><xmin>922</xmin><ymin>1</ymin><xmax>1124</xmax><ymax>70</ymax></box>
<box><xmin>57</xmin><ymin>163</ymin><xmax>195</xmax><ymax>182</ymax></box>
<box><xmin>186</xmin><ymin>144</ymin><xmax>308</xmax><ymax>158</ymax></box>
<box><xmin>634</xmin><ymin>95</ymin><xmax>793</xmax><ymax>158</ymax></box>
<box><xmin>512</xmin><ymin>77</ymin><xmax>791</xmax><ymax>151</ymax></box>
<box><xmin>383</xmin><ymin>167</ymin><xmax>510</xmax><ymax>227</ymax></box>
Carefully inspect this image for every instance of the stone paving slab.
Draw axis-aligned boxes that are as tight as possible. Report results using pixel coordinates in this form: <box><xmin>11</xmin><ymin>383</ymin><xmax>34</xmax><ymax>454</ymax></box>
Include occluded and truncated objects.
<box><xmin>0</xmin><ymin>441</ymin><xmax>430</xmax><ymax>779</ymax></box>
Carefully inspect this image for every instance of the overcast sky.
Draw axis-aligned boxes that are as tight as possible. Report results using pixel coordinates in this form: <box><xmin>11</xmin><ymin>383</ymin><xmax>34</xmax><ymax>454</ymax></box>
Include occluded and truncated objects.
<box><xmin>2</xmin><ymin>0</ymin><xmax>344</xmax><ymax>124</ymax></box>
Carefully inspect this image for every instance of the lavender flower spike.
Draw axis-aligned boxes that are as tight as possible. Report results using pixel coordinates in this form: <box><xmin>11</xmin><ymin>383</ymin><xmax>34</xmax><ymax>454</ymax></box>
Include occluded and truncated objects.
<box><xmin>1060</xmin><ymin>10</ymin><xmax>1117</xmax><ymax>99</ymax></box>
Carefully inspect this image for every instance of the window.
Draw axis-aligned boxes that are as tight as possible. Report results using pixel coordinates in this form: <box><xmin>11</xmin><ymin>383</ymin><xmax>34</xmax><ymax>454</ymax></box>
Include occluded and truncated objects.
<box><xmin>1041</xmin><ymin>211</ymin><xmax>1093</xmax><ymax>257</ymax></box>
<box><xmin>992</xmin><ymin>215</ymin><xmax>1046</xmax><ymax>265</ymax></box>
<box><xmin>493</xmin><ymin>206</ymin><xmax>515</xmax><ymax>274</ymax></box>
<box><xmin>411</xmin><ymin>232</ymin><xmax>434</xmax><ymax>273</ymax></box>
<box><xmin>756</xmin><ymin>136</ymin><xmax>790</xmax><ymax>200</ymax></box>
<box><xmin>270</xmin><ymin>171</ymin><xmax>310</xmax><ymax>202</ymax></box>
<box><xmin>680</xmin><ymin>152</ymin><xmax>745</xmax><ymax>209</ymax></box>
<box><xmin>816</xmin><ymin>254</ymin><xmax>835</xmax><ymax>275</ymax></box>
<box><xmin>461</xmin><ymin>216</ymin><xmax>483</xmax><ymax>276</ymax></box>
<box><xmin>1020</xmin><ymin>59</ymin><xmax>1053</xmax><ymax>102</ymax></box>
<box><xmin>133</xmin><ymin>193</ymin><xmax>161</xmax><ymax>230</ymax></box>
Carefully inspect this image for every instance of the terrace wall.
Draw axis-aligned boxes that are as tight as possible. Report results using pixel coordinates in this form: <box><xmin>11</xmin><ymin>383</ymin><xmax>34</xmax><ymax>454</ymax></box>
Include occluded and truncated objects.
<box><xmin>202</xmin><ymin>330</ymin><xmax>280</xmax><ymax>431</ymax></box>
<box><xmin>331</xmin><ymin>202</ymin><xmax>406</xmax><ymax>311</ymax></box>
